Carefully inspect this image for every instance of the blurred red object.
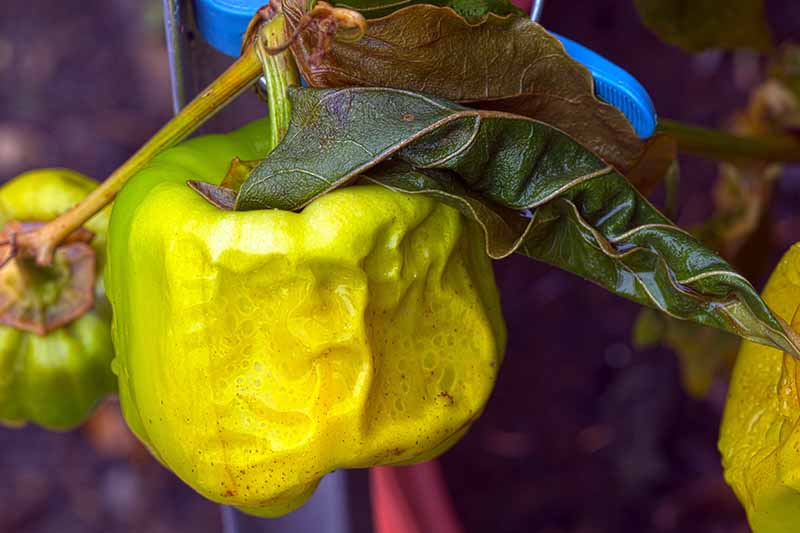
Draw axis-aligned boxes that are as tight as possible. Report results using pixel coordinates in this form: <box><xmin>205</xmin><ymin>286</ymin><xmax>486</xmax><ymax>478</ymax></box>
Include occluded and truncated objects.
<box><xmin>82</xmin><ymin>400</ymin><xmax>149</xmax><ymax>463</ymax></box>
<box><xmin>370</xmin><ymin>460</ymin><xmax>463</xmax><ymax>533</ymax></box>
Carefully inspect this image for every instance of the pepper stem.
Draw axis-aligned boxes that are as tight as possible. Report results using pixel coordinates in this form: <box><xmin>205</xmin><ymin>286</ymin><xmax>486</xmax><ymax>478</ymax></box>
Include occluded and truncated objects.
<box><xmin>188</xmin><ymin>11</ymin><xmax>300</xmax><ymax>210</ymax></box>
<box><xmin>257</xmin><ymin>11</ymin><xmax>300</xmax><ymax>150</ymax></box>
<box><xmin>658</xmin><ymin>118</ymin><xmax>800</xmax><ymax>163</ymax></box>
<box><xmin>14</xmin><ymin>35</ymin><xmax>264</xmax><ymax>266</ymax></box>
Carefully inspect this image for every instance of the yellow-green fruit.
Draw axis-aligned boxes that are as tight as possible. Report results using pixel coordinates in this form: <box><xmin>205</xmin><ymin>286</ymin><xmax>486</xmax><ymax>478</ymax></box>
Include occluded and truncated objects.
<box><xmin>0</xmin><ymin>169</ymin><xmax>115</xmax><ymax>430</ymax></box>
<box><xmin>720</xmin><ymin>242</ymin><xmax>800</xmax><ymax>532</ymax></box>
<box><xmin>107</xmin><ymin>121</ymin><xmax>506</xmax><ymax>516</ymax></box>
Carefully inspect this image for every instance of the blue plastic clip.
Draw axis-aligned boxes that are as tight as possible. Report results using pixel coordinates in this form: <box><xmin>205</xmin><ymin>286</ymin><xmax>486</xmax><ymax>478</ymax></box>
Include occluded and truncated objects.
<box><xmin>193</xmin><ymin>0</ymin><xmax>657</xmax><ymax>137</ymax></box>
<box><xmin>194</xmin><ymin>0</ymin><xmax>263</xmax><ymax>57</ymax></box>
<box><xmin>551</xmin><ymin>33</ymin><xmax>657</xmax><ymax>138</ymax></box>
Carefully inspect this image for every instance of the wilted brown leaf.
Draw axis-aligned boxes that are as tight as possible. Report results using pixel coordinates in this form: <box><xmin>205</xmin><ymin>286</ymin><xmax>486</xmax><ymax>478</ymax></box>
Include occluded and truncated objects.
<box><xmin>284</xmin><ymin>1</ymin><xmax>646</xmax><ymax>177</ymax></box>
<box><xmin>626</xmin><ymin>133</ymin><xmax>678</xmax><ymax>196</ymax></box>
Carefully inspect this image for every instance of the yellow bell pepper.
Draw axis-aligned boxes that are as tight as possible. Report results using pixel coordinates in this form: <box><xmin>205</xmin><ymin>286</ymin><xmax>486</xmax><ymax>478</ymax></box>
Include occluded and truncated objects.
<box><xmin>106</xmin><ymin>120</ymin><xmax>506</xmax><ymax>516</ymax></box>
<box><xmin>720</xmin><ymin>242</ymin><xmax>800</xmax><ymax>532</ymax></box>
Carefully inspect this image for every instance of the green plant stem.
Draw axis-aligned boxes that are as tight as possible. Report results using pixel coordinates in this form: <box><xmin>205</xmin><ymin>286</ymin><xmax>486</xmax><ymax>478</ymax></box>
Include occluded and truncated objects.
<box><xmin>257</xmin><ymin>13</ymin><xmax>300</xmax><ymax>151</ymax></box>
<box><xmin>658</xmin><ymin>118</ymin><xmax>800</xmax><ymax>163</ymax></box>
<box><xmin>16</xmin><ymin>38</ymin><xmax>264</xmax><ymax>266</ymax></box>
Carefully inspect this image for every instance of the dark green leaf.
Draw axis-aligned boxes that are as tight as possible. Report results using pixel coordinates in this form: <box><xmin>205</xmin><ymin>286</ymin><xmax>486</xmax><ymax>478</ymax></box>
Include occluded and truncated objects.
<box><xmin>236</xmin><ymin>87</ymin><xmax>464</xmax><ymax>211</ymax></box>
<box><xmin>360</xmin><ymin>161</ymin><xmax>534</xmax><ymax>258</ymax></box>
<box><xmin>237</xmin><ymin>86</ymin><xmax>800</xmax><ymax>357</ymax></box>
<box><xmin>237</xmin><ymin>87</ymin><xmax>613</xmax><ymax>212</ymax></box>
<box><xmin>447</xmin><ymin>0</ymin><xmax>524</xmax><ymax>20</ymax></box>
<box><xmin>330</xmin><ymin>0</ymin><xmax>524</xmax><ymax>20</ymax></box>
<box><xmin>283</xmin><ymin>2</ymin><xmax>645</xmax><ymax>176</ymax></box>
<box><xmin>634</xmin><ymin>0</ymin><xmax>772</xmax><ymax>52</ymax></box>
<box><xmin>367</xmin><ymin>159</ymin><xmax>800</xmax><ymax>356</ymax></box>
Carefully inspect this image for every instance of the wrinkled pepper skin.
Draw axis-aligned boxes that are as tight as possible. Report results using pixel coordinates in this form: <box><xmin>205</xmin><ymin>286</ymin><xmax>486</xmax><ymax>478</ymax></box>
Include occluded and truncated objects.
<box><xmin>0</xmin><ymin>169</ymin><xmax>115</xmax><ymax>430</ymax></box>
<box><xmin>720</xmin><ymin>243</ymin><xmax>800</xmax><ymax>533</ymax></box>
<box><xmin>107</xmin><ymin>120</ymin><xmax>506</xmax><ymax>516</ymax></box>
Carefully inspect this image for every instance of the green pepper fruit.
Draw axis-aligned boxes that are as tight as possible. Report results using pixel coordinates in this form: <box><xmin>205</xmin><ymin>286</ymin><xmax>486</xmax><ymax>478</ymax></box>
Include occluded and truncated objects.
<box><xmin>107</xmin><ymin>119</ymin><xmax>506</xmax><ymax>516</ymax></box>
<box><xmin>0</xmin><ymin>169</ymin><xmax>115</xmax><ymax>430</ymax></box>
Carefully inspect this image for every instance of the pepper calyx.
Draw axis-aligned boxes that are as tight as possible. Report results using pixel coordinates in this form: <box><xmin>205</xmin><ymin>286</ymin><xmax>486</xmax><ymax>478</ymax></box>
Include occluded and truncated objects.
<box><xmin>0</xmin><ymin>221</ymin><xmax>96</xmax><ymax>335</ymax></box>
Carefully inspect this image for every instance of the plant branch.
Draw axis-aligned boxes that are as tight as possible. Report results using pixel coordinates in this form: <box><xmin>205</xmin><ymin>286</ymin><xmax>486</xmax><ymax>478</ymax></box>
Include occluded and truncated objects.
<box><xmin>15</xmin><ymin>38</ymin><xmax>263</xmax><ymax>266</ymax></box>
<box><xmin>658</xmin><ymin>118</ymin><xmax>800</xmax><ymax>163</ymax></box>
<box><xmin>14</xmin><ymin>2</ymin><xmax>363</xmax><ymax>266</ymax></box>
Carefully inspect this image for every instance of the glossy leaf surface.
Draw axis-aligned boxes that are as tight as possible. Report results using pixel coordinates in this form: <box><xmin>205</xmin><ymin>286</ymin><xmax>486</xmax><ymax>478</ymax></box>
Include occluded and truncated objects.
<box><xmin>236</xmin><ymin>87</ymin><xmax>800</xmax><ymax>357</ymax></box>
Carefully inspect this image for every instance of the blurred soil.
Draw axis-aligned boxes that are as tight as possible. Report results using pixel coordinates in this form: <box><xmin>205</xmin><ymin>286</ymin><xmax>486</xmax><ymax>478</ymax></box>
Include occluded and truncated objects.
<box><xmin>1</xmin><ymin>1</ymin><xmax>800</xmax><ymax>532</ymax></box>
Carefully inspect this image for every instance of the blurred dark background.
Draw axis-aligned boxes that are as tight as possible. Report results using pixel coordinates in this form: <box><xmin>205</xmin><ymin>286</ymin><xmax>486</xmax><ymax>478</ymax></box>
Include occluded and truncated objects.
<box><xmin>2</xmin><ymin>1</ymin><xmax>800</xmax><ymax>532</ymax></box>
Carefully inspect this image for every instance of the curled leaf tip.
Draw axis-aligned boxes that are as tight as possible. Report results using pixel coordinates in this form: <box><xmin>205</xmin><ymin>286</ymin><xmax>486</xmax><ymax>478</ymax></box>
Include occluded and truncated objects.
<box><xmin>242</xmin><ymin>4</ymin><xmax>280</xmax><ymax>55</ymax></box>
<box><xmin>755</xmin><ymin>314</ymin><xmax>800</xmax><ymax>360</ymax></box>
<box><xmin>262</xmin><ymin>1</ymin><xmax>366</xmax><ymax>62</ymax></box>
<box><xmin>324</xmin><ymin>4</ymin><xmax>368</xmax><ymax>42</ymax></box>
